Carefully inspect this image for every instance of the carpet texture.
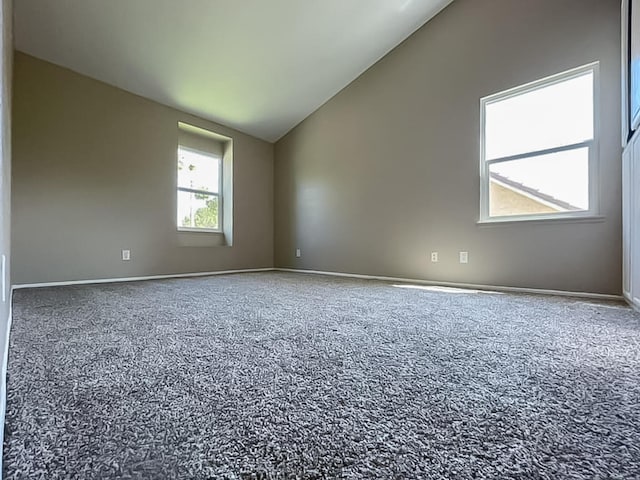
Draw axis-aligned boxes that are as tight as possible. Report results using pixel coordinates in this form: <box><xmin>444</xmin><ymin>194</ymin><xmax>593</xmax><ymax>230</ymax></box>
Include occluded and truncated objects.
<box><xmin>4</xmin><ymin>272</ymin><xmax>640</xmax><ymax>479</ymax></box>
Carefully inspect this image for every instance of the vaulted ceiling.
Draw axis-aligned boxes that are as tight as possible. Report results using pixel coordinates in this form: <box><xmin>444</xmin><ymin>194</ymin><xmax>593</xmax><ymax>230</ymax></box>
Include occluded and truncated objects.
<box><xmin>15</xmin><ymin>0</ymin><xmax>453</xmax><ymax>142</ymax></box>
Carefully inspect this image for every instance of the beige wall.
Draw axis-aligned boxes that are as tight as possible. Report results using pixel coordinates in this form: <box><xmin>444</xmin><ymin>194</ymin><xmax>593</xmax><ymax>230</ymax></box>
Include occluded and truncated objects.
<box><xmin>12</xmin><ymin>52</ymin><xmax>274</xmax><ymax>285</ymax></box>
<box><xmin>274</xmin><ymin>0</ymin><xmax>622</xmax><ymax>295</ymax></box>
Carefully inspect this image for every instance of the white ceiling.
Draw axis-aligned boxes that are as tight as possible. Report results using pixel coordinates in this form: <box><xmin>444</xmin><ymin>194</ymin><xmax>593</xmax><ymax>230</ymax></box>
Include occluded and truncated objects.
<box><xmin>15</xmin><ymin>0</ymin><xmax>453</xmax><ymax>142</ymax></box>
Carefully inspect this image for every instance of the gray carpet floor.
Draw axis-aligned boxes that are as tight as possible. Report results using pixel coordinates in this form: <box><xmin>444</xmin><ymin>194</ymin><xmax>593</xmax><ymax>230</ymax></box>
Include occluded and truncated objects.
<box><xmin>3</xmin><ymin>272</ymin><xmax>640</xmax><ymax>479</ymax></box>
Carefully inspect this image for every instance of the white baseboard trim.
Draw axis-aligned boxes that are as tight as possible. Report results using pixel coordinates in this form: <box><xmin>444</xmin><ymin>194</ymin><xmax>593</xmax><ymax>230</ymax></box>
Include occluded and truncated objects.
<box><xmin>0</xmin><ymin>298</ymin><xmax>12</xmax><ymax>477</ymax></box>
<box><xmin>10</xmin><ymin>266</ymin><xmax>625</xmax><ymax>301</ymax></box>
<box><xmin>12</xmin><ymin>268</ymin><xmax>276</xmax><ymax>290</ymax></box>
<box><xmin>276</xmin><ymin>268</ymin><xmax>624</xmax><ymax>302</ymax></box>
<box><xmin>624</xmin><ymin>291</ymin><xmax>640</xmax><ymax>312</ymax></box>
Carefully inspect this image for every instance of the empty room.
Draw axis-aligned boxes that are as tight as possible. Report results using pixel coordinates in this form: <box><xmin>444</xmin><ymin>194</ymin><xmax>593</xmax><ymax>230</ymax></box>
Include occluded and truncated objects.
<box><xmin>0</xmin><ymin>0</ymin><xmax>639</xmax><ymax>478</ymax></box>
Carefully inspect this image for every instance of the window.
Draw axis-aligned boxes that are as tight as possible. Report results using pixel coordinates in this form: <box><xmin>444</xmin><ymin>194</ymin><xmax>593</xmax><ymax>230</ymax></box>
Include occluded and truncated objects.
<box><xmin>176</xmin><ymin>122</ymin><xmax>233</xmax><ymax>244</ymax></box>
<box><xmin>480</xmin><ymin>63</ymin><xmax>599</xmax><ymax>222</ymax></box>
<box><xmin>177</xmin><ymin>146</ymin><xmax>222</xmax><ymax>231</ymax></box>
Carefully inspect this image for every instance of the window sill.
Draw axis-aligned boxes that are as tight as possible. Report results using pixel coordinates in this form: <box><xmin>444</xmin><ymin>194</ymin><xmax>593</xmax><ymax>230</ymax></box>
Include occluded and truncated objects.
<box><xmin>177</xmin><ymin>227</ymin><xmax>223</xmax><ymax>234</ymax></box>
<box><xmin>477</xmin><ymin>215</ymin><xmax>605</xmax><ymax>226</ymax></box>
<box><xmin>177</xmin><ymin>229</ymin><xmax>227</xmax><ymax>247</ymax></box>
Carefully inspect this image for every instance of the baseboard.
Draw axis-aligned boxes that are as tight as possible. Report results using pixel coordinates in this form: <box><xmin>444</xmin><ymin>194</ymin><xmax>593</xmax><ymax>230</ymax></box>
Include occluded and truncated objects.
<box><xmin>11</xmin><ymin>267</ymin><xmax>276</xmax><ymax>290</ymax></box>
<box><xmin>624</xmin><ymin>291</ymin><xmax>640</xmax><ymax>312</ymax></box>
<box><xmin>13</xmin><ymin>267</ymin><xmax>622</xmax><ymax>301</ymax></box>
<box><xmin>276</xmin><ymin>268</ymin><xmax>624</xmax><ymax>302</ymax></box>
<box><xmin>0</xmin><ymin>298</ymin><xmax>12</xmax><ymax>477</ymax></box>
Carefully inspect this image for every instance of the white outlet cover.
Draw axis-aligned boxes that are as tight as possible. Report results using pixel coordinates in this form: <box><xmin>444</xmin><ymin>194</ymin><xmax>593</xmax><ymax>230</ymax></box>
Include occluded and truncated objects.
<box><xmin>122</xmin><ymin>249</ymin><xmax>131</xmax><ymax>261</ymax></box>
<box><xmin>295</xmin><ymin>248</ymin><xmax>301</xmax><ymax>258</ymax></box>
<box><xmin>431</xmin><ymin>252</ymin><xmax>438</xmax><ymax>262</ymax></box>
<box><xmin>459</xmin><ymin>251</ymin><xmax>468</xmax><ymax>264</ymax></box>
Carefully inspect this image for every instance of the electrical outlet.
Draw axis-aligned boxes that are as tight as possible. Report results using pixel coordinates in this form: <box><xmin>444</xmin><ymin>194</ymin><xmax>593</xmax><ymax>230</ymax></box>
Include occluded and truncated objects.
<box><xmin>122</xmin><ymin>249</ymin><xmax>131</xmax><ymax>261</ymax></box>
<box><xmin>431</xmin><ymin>252</ymin><xmax>438</xmax><ymax>263</ymax></box>
<box><xmin>295</xmin><ymin>248</ymin><xmax>301</xmax><ymax>258</ymax></box>
<box><xmin>459</xmin><ymin>251</ymin><xmax>468</xmax><ymax>264</ymax></box>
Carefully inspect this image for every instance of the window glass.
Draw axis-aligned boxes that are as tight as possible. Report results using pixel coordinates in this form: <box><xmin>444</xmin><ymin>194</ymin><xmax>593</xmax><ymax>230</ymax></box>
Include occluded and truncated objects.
<box><xmin>177</xmin><ymin>191</ymin><xmax>219</xmax><ymax>230</ymax></box>
<box><xmin>485</xmin><ymin>72</ymin><xmax>594</xmax><ymax>160</ymax></box>
<box><xmin>489</xmin><ymin>148</ymin><xmax>589</xmax><ymax>217</ymax></box>
<box><xmin>177</xmin><ymin>147</ymin><xmax>220</xmax><ymax>193</ymax></box>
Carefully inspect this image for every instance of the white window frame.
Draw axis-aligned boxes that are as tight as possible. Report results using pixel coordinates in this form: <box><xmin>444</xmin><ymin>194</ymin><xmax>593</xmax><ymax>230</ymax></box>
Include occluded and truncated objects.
<box><xmin>177</xmin><ymin>145</ymin><xmax>223</xmax><ymax>233</ymax></box>
<box><xmin>479</xmin><ymin>62</ymin><xmax>600</xmax><ymax>223</ymax></box>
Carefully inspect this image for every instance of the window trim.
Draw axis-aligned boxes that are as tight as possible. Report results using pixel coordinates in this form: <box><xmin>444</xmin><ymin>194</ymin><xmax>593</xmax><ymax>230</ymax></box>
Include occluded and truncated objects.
<box><xmin>176</xmin><ymin>145</ymin><xmax>223</xmax><ymax>233</ymax></box>
<box><xmin>478</xmin><ymin>62</ymin><xmax>600</xmax><ymax>224</ymax></box>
